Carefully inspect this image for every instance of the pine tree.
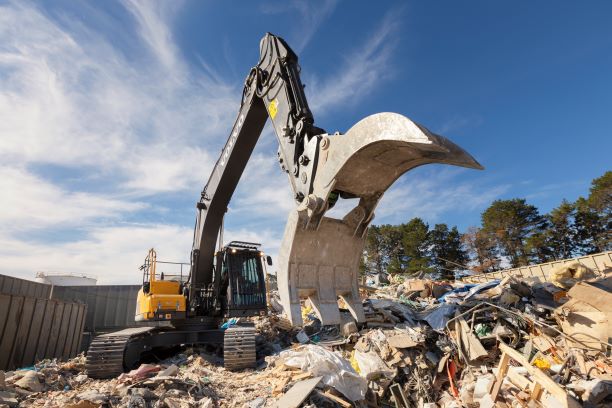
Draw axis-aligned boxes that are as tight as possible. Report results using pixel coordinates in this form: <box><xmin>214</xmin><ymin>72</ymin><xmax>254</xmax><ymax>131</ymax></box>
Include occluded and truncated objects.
<box><xmin>587</xmin><ymin>171</ymin><xmax>611</xmax><ymax>251</ymax></box>
<box><xmin>380</xmin><ymin>224</ymin><xmax>404</xmax><ymax>274</ymax></box>
<box><xmin>363</xmin><ymin>225</ymin><xmax>385</xmax><ymax>275</ymax></box>
<box><xmin>481</xmin><ymin>199</ymin><xmax>547</xmax><ymax>267</ymax></box>
<box><xmin>546</xmin><ymin>199</ymin><xmax>577</xmax><ymax>259</ymax></box>
<box><xmin>428</xmin><ymin>224</ymin><xmax>469</xmax><ymax>280</ymax></box>
<box><xmin>401</xmin><ymin>218</ymin><xmax>431</xmax><ymax>274</ymax></box>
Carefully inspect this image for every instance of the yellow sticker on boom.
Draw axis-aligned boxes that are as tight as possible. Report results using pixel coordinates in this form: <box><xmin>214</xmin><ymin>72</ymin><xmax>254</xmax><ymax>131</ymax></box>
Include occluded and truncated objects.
<box><xmin>268</xmin><ymin>99</ymin><xmax>278</xmax><ymax>119</ymax></box>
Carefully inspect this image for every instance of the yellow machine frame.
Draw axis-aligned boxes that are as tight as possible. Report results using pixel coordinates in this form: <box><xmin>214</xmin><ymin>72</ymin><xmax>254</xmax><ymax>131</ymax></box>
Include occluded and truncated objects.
<box><xmin>135</xmin><ymin>248</ymin><xmax>187</xmax><ymax>321</ymax></box>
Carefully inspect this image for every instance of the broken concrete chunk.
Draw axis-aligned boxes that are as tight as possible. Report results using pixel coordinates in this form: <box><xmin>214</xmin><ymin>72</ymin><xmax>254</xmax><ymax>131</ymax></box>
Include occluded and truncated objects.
<box><xmin>0</xmin><ymin>396</ymin><xmax>19</xmax><ymax>408</ymax></box>
<box><xmin>73</xmin><ymin>374</ymin><xmax>88</xmax><ymax>384</ymax></box>
<box><xmin>247</xmin><ymin>396</ymin><xmax>266</xmax><ymax>408</ymax></box>
<box><xmin>66</xmin><ymin>403</ymin><xmax>99</xmax><ymax>408</ymax></box>
<box><xmin>14</xmin><ymin>371</ymin><xmax>43</xmax><ymax>393</ymax></box>
<box><xmin>157</xmin><ymin>364</ymin><xmax>180</xmax><ymax>377</ymax></box>
<box><xmin>77</xmin><ymin>390</ymin><xmax>108</xmax><ymax>404</ymax></box>
<box><xmin>129</xmin><ymin>387</ymin><xmax>157</xmax><ymax>400</ymax></box>
<box><xmin>387</xmin><ymin>334</ymin><xmax>417</xmax><ymax>349</ymax></box>
<box><xmin>198</xmin><ymin>398</ymin><xmax>214</xmax><ymax>408</ymax></box>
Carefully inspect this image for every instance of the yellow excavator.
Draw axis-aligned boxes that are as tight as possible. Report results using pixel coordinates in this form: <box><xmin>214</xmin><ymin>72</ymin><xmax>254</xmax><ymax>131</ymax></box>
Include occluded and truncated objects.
<box><xmin>85</xmin><ymin>33</ymin><xmax>482</xmax><ymax>378</ymax></box>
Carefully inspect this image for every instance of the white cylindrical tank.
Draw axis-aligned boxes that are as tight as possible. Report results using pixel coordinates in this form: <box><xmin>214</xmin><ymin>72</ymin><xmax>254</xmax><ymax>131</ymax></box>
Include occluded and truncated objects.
<box><xmin>35</xmin><ymin>272</ymin><xmax>97</xmax><ymax>286</ymax></box>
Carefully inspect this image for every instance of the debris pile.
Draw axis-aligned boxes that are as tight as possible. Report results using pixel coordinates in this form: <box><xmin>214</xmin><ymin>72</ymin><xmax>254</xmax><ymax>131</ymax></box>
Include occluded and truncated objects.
<box><xmin>2</xmin><ymin>267</ymin><xmax>611</xmax><ymax>407</ymax></box>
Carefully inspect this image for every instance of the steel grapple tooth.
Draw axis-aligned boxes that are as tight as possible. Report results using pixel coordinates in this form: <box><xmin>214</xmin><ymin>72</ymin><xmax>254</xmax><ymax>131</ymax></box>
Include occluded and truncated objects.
<box><xmin>277</xmin><ymin>113</ymin><xmax>482</xmax><ymax>326</ymax></box>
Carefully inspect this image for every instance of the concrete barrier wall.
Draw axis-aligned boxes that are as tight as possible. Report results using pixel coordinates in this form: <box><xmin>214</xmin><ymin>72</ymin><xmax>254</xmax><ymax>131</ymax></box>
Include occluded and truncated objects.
<box><xmin>0</xmin><ymin>293</ymin><xmax>86</xmax><ymax>370</ymax></box>
<box><xmin>461</xmin><ymin>251</ymin><xmax>612</xmax><ymax>284</ymax></box>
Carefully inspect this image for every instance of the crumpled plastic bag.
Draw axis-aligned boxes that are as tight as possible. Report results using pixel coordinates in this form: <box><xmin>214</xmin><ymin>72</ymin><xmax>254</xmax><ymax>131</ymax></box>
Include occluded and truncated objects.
<box><xmin>420</xmin><ymin>303</ymin><xmax>456</xmax><ymax>332</ymax></box>
<box><xmin>353</xmin><ymin>349</ymin><xmax>395</xmax><ymax>380</ymax></box>
<box><xmin>220</xmin><ymin>317</ymin><xmax>239</xmax><ymax>329</ymax></box>
<box><xmin>279</xmin><ymin>344</ymin><xmax>367</xmax><ymax>401</ymax></box>
<box><xmin>118</xmin><ymin>363</ymin><xmax>160</xmax><ymax>382</ymax></box>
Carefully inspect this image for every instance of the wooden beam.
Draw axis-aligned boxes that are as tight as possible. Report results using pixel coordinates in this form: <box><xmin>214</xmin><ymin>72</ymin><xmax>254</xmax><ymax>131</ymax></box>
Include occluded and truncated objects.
<box><xmin>497</xmin><ymin>342</ymin><xmax>581</xmax><ymax>408</ymax></box>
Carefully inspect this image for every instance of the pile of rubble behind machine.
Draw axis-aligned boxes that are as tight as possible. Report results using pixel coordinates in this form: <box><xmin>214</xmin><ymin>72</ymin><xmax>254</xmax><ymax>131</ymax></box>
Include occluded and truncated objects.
<box><xmin>2</xmin><ymin>264</ymin><xmax>611</xmax><ymax>408</ymax></box>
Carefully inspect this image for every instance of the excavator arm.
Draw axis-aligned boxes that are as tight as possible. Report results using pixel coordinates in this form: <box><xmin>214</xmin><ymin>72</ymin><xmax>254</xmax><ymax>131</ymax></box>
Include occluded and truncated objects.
<box><xmin>190</xmin><ymin>34</ymin><xmax>327</xmax><ymax>310</ymax></box>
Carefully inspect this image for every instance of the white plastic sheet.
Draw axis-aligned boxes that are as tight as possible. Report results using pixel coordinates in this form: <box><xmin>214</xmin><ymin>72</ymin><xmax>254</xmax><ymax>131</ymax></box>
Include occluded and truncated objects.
<box><xmin>279</xmin><ymin>344</ymin><xmax>367</xmax><ymax>401</ymax></box>
<box><xmin>353</xmin><ymin>349</ymin><xmax>395</xmax><ymax>380</ymax></box>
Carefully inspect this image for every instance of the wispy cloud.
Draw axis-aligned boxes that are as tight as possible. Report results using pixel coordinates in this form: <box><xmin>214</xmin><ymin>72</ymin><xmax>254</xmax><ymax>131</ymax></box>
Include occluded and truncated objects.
<box><xmin>0</xmin><ymin>167</ymin><xmax>145</xmax><ymax>233</ymax></box>
<box><xmin>122</xmin><ymin>0</ymin><xmax>183</xmax><ymax>73</ymax></box>
<box><xmin>307</xmin><ymin>7</ymin><xmax>402</xmax><ymax>113</ymax></box>
<box><xmin>0</xmin><ymin>0</ymin><xmax>237</xmax><ymax>194</ymax></box>
<box><xmin>260</xmin><ymin>0</ymin><xmax>338</xmax><ymax>52</ymax></box>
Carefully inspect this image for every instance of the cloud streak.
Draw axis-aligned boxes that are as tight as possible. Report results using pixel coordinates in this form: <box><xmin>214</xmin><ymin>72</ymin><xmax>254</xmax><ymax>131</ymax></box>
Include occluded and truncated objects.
<box><xmin>307</xmin><ymin>7</ymin><xmax>402</xmax><ymax>114</ymax></box>
<box><xmin>260</xmin><ymin>0</ymin><xmax>338</xmax><ymax>53</ymax></box>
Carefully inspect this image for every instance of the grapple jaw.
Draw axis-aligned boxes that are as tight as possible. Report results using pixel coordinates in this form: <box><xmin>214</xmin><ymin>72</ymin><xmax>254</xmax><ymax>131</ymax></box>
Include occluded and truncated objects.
<box><xmin>277</xmin><ymin>113</ymin><xmax>482</xmax><ymax>326</ymax></box>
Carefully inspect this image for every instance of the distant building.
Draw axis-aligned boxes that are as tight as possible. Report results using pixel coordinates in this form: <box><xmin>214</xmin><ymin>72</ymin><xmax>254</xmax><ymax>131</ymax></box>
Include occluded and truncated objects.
<box><xmin>35</xmin><ymin>271</ymin><xmax>97</xmax><ymax>286</ymax></box>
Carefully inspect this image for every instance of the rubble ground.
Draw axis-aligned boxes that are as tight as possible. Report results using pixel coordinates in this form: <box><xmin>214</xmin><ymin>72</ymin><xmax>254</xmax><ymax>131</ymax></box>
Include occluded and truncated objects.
<box><xmin>1</xmin><ymin>265</ymin><xmax>611</xmax><ymax>408</ymax></box>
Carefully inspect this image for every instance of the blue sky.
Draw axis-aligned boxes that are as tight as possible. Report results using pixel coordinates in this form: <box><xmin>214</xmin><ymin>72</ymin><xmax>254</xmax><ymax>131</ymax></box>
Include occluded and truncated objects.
<box><xmin>1</xmin><ymin>0</ymin><xmax>610</xmax><ymax>283</ymax></box>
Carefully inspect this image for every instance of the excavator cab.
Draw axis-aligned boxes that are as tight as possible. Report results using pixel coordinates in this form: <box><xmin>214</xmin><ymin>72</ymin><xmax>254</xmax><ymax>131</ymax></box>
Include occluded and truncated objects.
<box><xmin>216</xmin><ymin>241</ymin><xmax>270</xmax><ymax>317</ymax></box>
<box><xmin>135</xmin><ymin>248</ymin><xmax>187</xmax><ymax>321</ymax></box>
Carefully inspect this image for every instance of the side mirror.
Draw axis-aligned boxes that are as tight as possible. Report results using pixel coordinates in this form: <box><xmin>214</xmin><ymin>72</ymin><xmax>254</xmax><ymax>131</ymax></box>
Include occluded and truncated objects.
<box><xmin>266</xmin><ymin>255</ymin><xmax>273</xmax><ymax>266</ymax></box>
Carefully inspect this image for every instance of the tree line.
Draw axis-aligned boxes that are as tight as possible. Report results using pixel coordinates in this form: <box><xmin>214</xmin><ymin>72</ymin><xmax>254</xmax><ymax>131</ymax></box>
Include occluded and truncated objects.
<box><xmin>362</xmin><ymin>171</ymin><xmax>611</xmax><ymax>279</ymax></box>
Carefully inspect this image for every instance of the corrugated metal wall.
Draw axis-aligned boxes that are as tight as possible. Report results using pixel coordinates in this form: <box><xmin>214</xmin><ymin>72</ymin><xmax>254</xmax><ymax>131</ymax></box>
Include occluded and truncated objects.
<box><xmin>461</xmin><ymin>251</ymin><xmax>612</xmax><ymax>284</ymax></box>
<box><xmin>51</xmin><ymin>285</ymin><xmax>147</xmax><ymax>331</ymax></box>
<box><xmin>0</xmin><ymin>274</ymin><xmax>51</xmax><ymax>298</ymax></box>
<box><xmin>0</xmin><ymin>293</ymin><xmax>86</xmax><ymax>370</ymax></box>
<box><xmin>0</xmin><ymin>274</ymin><xmax>157</xmax><ymax>367</ymax></box>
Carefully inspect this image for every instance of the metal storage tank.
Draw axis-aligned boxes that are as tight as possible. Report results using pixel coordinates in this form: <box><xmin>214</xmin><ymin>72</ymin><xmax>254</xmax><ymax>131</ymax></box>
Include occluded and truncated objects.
<box><xmin>34</xmin><ymin>272</ymin><xmax>97</xmax><ymax>286</ymax></box>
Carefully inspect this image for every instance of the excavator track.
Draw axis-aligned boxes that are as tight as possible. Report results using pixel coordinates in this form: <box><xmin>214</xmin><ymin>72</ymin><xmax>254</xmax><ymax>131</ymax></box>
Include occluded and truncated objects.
<box><xmin>86</xmin><ymin>327</ymin><xmax>156</xmax><ymax>379</ymax></box>
<box><xmin>223</xmin><ymin>326</ymin><xmax>256</xmax><ymax>370</ymax></box>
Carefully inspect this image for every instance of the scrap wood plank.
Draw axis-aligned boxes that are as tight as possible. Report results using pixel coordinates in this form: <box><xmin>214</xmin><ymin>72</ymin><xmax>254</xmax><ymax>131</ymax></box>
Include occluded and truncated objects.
<box><xmin>389</xmin><ymin>383</ymin><xmax>409</xmax><ymax>408</ymax></box>
<box><xmin>275</xmin><ymin>376</ymin><xmax>322</xmax><ymax>408</ymax></box>
<box><xmin>272</xmin><ymin>376</ymin><xmax>291</xmax><ymax>395</ymax></box>
<box><xmin>494</xmin><ymin>343</ymin><xmax>581</xmax><ymax>408</ymax></box>
<box><xmin>316</xmin><ymin>390</ymin><xmax>352</xmax><ymax>408</ymax></box>
<box><xmin>531</xmin><ymin>335</ymin><xmax>556</xmax><ymax>353</ymax></box>
<box><xmin>505</xmin><ymin>367</ymin><xmax>531</xmax><ymax>391</ymax></box>
<box><xmin>489</xmin><ymin>352</ymin><xmax>510</xmax><ymax>401</ymax></box>
<box><xmin>457</xmin><ymin>316</ymin><xmax>488</xmax><ymax>361</ymax></box>
<box><xmin>291</xmin><ymin>371</ymin><xmax>312</xmax><ymax>381</ymax></box>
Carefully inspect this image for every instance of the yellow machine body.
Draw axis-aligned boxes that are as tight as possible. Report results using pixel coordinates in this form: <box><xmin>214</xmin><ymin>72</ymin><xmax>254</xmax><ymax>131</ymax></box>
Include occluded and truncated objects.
<box><xmin>135</xmin><ymin>249</ymin><xmax>187</xmax><ymax>322</ymax></box>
